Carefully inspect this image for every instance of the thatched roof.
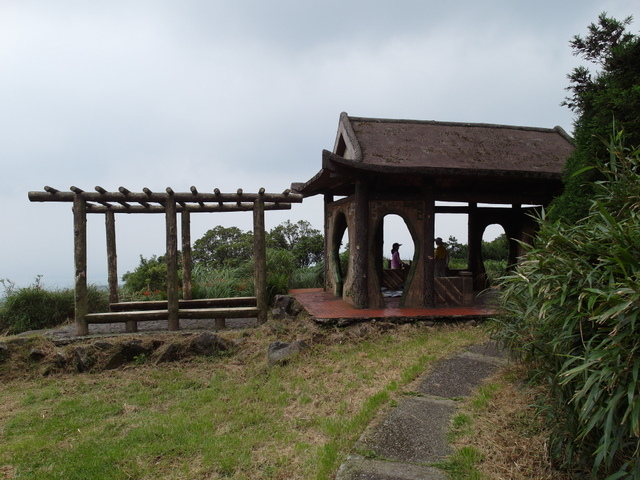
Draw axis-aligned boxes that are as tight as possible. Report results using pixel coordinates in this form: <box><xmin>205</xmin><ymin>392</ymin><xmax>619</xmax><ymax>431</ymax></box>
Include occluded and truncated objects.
<box><xmin>293</xmin><ymin>112</ymin><xmax>574</xmax><ymax>205</ymax></box>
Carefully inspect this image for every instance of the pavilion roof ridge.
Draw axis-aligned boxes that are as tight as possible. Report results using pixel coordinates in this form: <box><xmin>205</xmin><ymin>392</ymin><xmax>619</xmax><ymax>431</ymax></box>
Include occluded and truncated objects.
<box><xmin>343</xmin><ymin>112</ymin><xmax>570</xmax><ymax>137</ymax></box>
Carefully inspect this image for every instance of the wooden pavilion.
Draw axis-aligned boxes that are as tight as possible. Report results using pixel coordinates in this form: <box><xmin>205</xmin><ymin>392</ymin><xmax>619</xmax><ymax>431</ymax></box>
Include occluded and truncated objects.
<box><xmin>292</xmin><ymin>112</ymin><xmax>575</xmax><ymax>309</ymax></box>
<box><xmin>29</xmin><ymin>186</ymin><xmax>302</xmax><ymax>335</ymax></box>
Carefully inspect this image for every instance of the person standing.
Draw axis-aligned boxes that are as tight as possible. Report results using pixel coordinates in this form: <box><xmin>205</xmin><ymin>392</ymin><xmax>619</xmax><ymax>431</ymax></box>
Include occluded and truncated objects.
<box><xmin>434</xmin><ymin>237</ymin><xmax>449</xmax><ymax>277</ymax></box>
<box><xmin>391</xmin><ymin>243</ymin><xmax>405</xmax><ymax>269</ymax></box>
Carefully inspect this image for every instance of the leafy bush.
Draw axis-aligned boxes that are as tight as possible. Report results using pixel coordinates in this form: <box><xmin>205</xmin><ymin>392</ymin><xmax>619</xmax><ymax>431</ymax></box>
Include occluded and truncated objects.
<box><xmin>264</xmin><ymin>248</ymin><xmax>297</xmax><ymax>300</ymax></box>
<box><xmin>290</xmin><ymin>263</ymin><xmax>324</xmax><ymax>289</ymax></box>
<box><xmin>483</xmin><ymin>260</ymin><xmax>507</xmax><ymax>285</ymax></box>
<box><xmin>121</xmin><ymin>255</ymin><xmax>181</xmax><ymax>295</ymax></box>
<box><xmin>191</xmin><ymin>265</ymin><xmax>253</xmax><ymax>299</ymax></box>
<box><xmin>0</xmin><ymin>277</ymin><xmax>109</xmax><ymax>335</ymax></box>
<box><xmin>491</xmin><ymin>134</ymin><xmax>640</xmax><ymax>478</ymax></box>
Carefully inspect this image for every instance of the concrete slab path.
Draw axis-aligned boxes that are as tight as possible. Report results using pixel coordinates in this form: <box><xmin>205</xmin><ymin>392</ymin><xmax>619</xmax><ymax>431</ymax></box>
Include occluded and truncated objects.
<box><xmin>336</xmin><ymin>340</ymin><xmax>508</xmax><ymax>480</ymax></box>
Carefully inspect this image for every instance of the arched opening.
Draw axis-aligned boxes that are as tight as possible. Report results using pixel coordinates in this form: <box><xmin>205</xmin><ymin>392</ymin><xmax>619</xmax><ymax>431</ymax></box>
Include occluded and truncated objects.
<box><xmin>481</xmin><ymin>224</ymin><xmax>508</xmax><ymax>286</ymax></box>
<box><xmin>331</xmin><ymin>212</ymin><xmax>349</xmax><ymax>297</ymax></box>
<box><xmin>378</xmin><ymin>214</ymin><xmax>416</xmax><ymax>299</ymax></box>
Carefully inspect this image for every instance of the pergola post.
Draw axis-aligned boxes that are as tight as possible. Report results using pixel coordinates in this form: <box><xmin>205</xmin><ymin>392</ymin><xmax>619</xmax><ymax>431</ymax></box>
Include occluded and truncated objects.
<box><xmin>165</xmin><ymin>193</ymin><xmax>179</xmax><ymax>330</ymax></box>
<box><xmin>73</xmin><ymin>195</ymin><xmax>89</xmax><ymax>336</ymax></box>
<box><xmin>105</xmin><ymin>210</ymin><xmax>119</xmax><ymax>305</ymax></box>
<box><xmin>253</xmin><ymin>193</ymin><xmax>267</xmax><ymax>324</ymax></box>
<box><xmin>353</xmin><ymin>179</ymin><xmax>369</xmax><ymax>308</ymax></box>
<box><xmin>181</xmin><ymin>210</ymin><xmax>193</xmax><ymax>300</ymax></box>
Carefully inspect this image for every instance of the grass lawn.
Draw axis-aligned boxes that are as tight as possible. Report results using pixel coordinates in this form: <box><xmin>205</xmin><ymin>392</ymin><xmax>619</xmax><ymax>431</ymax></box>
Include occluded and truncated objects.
<box><xmin>0</xmin><ymin>320</ymin><xmax>487</xmax><ymax>479</ymax></box>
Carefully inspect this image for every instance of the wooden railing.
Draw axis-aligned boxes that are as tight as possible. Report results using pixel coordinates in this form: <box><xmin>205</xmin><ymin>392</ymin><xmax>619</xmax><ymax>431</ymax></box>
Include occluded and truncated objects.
<box><xmin>83</xmin><ymin>297</ymin><xmax>259</xmax><ymax>333</ymax></box>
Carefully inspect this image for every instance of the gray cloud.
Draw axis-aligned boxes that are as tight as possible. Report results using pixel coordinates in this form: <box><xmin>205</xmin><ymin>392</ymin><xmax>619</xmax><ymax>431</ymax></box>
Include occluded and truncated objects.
<box><xmin>1</xmin><ymin>0</ymin><xmax>638</xmax><ymax>287</ymax></box>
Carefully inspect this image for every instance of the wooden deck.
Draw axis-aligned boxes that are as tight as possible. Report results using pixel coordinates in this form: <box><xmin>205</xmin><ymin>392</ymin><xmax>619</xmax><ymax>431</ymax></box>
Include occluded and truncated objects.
<box><xmin>290</xmin><ymin>288</ymin><xmax>497</xmax><ymax>322</ymax></box>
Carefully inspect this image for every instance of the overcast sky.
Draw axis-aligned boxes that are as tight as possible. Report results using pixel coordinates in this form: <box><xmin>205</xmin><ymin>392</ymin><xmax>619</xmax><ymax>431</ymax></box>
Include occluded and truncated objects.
<box><xmin>1</xmin><ymin>0</ymin><xmax>638</xmax><ymax>290</ymax></box>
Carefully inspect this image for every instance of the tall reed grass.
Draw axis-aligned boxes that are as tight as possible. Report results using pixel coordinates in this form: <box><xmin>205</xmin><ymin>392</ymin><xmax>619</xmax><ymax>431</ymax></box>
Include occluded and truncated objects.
<box><xmin>491</xmin><ymin>134</ymin><xmax>640</xmax><ymax>479</ymax></box>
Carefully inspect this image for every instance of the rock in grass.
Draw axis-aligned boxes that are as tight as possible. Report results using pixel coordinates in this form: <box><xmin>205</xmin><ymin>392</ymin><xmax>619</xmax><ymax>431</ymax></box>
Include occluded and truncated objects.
<box><xmin>267</xmin><ymin>340</ymin><xmax>309</xmax><ymax>366</ymax></box>
<box><xmin>188</xmin><ymin>332</ymin><xmax>235</xmax><ymax>356</ymax></box>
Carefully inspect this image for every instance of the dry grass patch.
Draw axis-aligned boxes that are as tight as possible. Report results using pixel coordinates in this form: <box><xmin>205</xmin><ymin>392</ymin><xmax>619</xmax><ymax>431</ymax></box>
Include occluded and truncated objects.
<box><xmin>450</xmin><ymin>366</ymin><xmax>571</xmax><ymax>480</ymax></box>
<box><xmin>1</xmin><ymin>318</ymin><xmax>486</xmax><ymax>479</ymax></box>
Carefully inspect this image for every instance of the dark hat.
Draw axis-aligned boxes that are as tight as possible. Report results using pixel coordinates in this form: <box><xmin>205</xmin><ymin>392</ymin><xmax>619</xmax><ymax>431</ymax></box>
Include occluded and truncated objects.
<box><xmin>392</xmin><ymin>242</ymin><xmax>401</xmax><ymax>249</ymax></box>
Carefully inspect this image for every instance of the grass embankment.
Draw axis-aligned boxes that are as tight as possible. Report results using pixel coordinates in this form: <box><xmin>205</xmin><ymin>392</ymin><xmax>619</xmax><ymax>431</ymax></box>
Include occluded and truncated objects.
<box><xmin>0</xmin><ymin>319</ymin><xmax>485</xmax><ymax>479</ymax></box>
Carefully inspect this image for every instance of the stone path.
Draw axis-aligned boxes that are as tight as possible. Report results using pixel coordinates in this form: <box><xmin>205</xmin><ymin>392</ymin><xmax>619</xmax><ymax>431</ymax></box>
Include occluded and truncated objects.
<box><xmin>336</xmin><ymin>341</ymin><xmax>508</xmax><ymax>480</ymax></box>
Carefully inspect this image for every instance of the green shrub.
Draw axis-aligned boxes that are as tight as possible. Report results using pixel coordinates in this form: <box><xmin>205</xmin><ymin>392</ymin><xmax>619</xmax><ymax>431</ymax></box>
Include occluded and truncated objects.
<box><xmin>491</xmin><ymin>134</ymin><xmax>640</xmax><ymax>478</ymax></box>
<box><xmin>264</xmin><ymin>248</ymin><xmax>296</xmax><ymax>301</ymax></box>
<box><xmin>191</xmin><ymin>265</ymin><xmax>253</xmax><ymax>299</ymax></box>
<box><xmin>0</xmin><ymin>277</ymin><xmax>109</xmax><ymax>335</ymax></box>
<box><xmin>483</xmin><ymin>260</ymin><xmax>507</xmax><ymax>286</ymax></box>
<box><xmin>121</xmin><ymin>255</ymin><xmax>181</xmax><ymax>295</ymax></box>
<box><xmin>290</xmin><ymin>263</ymin><xmax>324</xmax><ymax>289</ymax></box>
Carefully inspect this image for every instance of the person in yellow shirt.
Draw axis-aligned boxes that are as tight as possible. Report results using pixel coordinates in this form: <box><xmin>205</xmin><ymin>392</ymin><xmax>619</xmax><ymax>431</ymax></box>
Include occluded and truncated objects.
<box><xmin>434</xmin><ymin>237</ymin><xmax>449</xmax><ymax>277</ymax></box>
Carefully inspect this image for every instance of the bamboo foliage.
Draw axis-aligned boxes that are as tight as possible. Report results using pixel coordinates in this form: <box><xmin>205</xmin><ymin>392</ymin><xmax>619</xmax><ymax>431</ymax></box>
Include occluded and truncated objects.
<box><xmin>491</xmin><ymin>133</ymin><xmax>640</xmax><ymax>479</ymax></box>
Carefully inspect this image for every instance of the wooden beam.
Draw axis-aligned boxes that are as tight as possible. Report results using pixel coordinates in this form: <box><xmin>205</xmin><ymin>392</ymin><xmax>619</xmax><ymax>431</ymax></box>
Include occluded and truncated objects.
<box><xmin>85</xmin><ymin>306</ymin><xmax>261</xmax><ymax>323</ymax></box>
<box><xmin>81</xmin><ymin>202</ymin><xmax>293</xmax><ymax>214</ymax></box>
<box><xmin>28</xmin><ymin>189</ymin><xmax>303</xmax><ymax>204</ymax></box>
<box><xmin>109</xmin><ymin>297</ymin><xmax>257</xmax><ymax>311</ymax></box>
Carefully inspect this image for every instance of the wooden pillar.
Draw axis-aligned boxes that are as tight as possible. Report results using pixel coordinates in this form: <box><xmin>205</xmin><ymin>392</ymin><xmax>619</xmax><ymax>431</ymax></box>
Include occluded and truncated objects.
<box><xmin>105</xmin><ymin>210</ymin><xmax>119</xmax><ymax>304</ymax></box>
<box><xmin>353</xmin><ymin>179</ymin><xmax>369</xmax><ymax>308</ymax></box>
<box><xmin>253</xmin><ymin>194</ymin><xmax>267</xmax><ymax>324</ymax></box>
<box><xmin>181</xmin><ymin>210</ymin><xmax>193</xmax><ymax>300</ymax></box>
<box><xmin>165</xmin><ymin>194</ymin><xmax>179</xmax><ymax>330</ymax></box>
<box><xmin>507</xmin><ymin>204</ymin><xmax>521</xmax><ymax>267</ymax></box>
<box><xmin>323</xmin><ymin>194</ymin><xmax>333</xmax><ymax>293</ymax></box>
<box><xmin>73</xmin><ymin>195</ymin><xmax>89</xmax><ymax>336</ymax></box>
<box><xmin>468</xmin><ymin>203</ymin><xmax>486</xmax><ymax>291</ymax></box>
<box><xmin>423</xmin><ymin>182</ymin><xmax>435</xmax><ymax>307</ymax></box>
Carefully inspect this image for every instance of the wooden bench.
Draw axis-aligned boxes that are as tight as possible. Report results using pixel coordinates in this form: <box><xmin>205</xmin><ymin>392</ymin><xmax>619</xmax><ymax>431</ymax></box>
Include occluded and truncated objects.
<box><xmin>83</xmin><ymin>297</ymin><xmax>260</xmax><ymax>332</ymax></box>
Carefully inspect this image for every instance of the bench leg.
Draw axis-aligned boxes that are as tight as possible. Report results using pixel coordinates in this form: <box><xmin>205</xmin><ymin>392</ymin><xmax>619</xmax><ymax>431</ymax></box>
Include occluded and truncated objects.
<box><xmin>214</xmin><ymin>318</ymin><xmax>226</xmax><ymax>330</ymax></box>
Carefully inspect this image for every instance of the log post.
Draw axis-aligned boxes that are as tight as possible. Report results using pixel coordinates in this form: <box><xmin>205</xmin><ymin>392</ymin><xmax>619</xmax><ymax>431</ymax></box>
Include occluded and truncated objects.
<box><xmin>253</xmin><ymin>195</ymin><xmax>267</xmax><ymax>324</ymax></box>
<box><xmin>353</xmin><ymin>179</ymin><xmax>369</xmax><ymax>308</ymax></box>
<box><xmin>105</xmin><ymin>210</ymin><xmax>120</xmax><ymax>303</ymax></box>
<box><xmin>323</xmin><ymin>194</ymin><xmax>333</xmax><ymax>292</ymax></box>
<box><xmin>423</xmin><ymin>182</ymin><xmax>435</xmax><ymax>307</ymax></box>
<box><xmin>165</xmin><ymin>195</ymin><xmax>179</xmax><ymax>330</ymax></box>
<box><xmin>181</xmin><ymin>210</ymin><xmax>192</xmax><ymax>300</ymax></box>
<box><xmin>73</xmin><ymin>195</ymin><xmax>89</xmax><ymax>336</ymax></box>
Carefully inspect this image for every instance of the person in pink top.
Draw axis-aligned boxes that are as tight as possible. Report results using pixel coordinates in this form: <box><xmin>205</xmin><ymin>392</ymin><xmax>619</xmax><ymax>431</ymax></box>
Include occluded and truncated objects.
<box><xmin>391</xmin><ymin>243</ymin><xmax>406</xmax><ymax>269</ymax></box>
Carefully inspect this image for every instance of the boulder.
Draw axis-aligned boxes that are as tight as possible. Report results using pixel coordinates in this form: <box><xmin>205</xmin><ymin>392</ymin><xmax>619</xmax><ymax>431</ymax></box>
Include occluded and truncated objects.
<box><xmin>74</xmin><ymin>346</ymin><xmax>95</xmax><ymax>372</ymax></box>
<box><xmin>29</xmin><ymin>348</ymin><xmax>47</xmax><ymax>361</ymax></box>
<box><xmin>153</xmin><ymin>342</ymin><xmax>182</xmax><ymax>364</ymax></box>
<box><xmin>271</xmin><ymin>295</ymin><xmax>302</xmax><ymax>319</ymax></box>
<box><xmin>103</xmin><ymin>340</ymin><xmax>151</xmax><ymax>370</ymax></box>
<box><xmin>188</xmin><ymin>332</ymin><xmax>235</xmax><ymax>356</ymax></box>
<box><xmin>267</xmin><ymin>340</ymin><xmax>309</xmax><ymax>366</ymax></box>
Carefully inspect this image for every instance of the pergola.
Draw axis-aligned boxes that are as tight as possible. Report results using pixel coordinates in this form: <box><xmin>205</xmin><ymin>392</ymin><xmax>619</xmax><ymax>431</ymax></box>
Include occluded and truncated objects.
<box><xmin>29</xmin><ymin>186</ymin><xmax>302</xmax><ymax>335</ymax></box>
<box><xmin>292</xmin><ymin>112</ymin><xmax>575</xmax><ymax>309</ymax></box>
